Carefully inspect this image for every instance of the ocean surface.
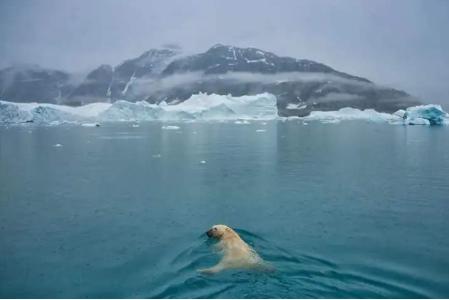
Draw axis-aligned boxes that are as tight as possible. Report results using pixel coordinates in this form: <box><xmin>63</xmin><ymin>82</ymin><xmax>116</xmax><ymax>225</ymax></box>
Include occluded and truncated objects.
<box><xmin>1</xmin><ymin>121</ymin><xmax>448</xmax><ymax>298</ymax></box>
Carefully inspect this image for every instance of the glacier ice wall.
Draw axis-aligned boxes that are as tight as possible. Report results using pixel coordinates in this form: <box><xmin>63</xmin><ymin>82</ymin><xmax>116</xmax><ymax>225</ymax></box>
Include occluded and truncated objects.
<box><xmin>0</xmin><ymin>93</ymin><xmax>278</xmax><ymax>124</ymax></box>
<box><xmin>1</xmin><ymin>95</ymin><xmax>447</xmax><ymax>126</ymax></box>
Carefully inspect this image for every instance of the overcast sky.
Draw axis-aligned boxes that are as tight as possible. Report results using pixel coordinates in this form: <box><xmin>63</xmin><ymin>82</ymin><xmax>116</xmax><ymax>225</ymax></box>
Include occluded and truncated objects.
<box><xmin>1</xmin><ymin>0</ymin><xmax>448</xmax><ymax>106</ymax></box>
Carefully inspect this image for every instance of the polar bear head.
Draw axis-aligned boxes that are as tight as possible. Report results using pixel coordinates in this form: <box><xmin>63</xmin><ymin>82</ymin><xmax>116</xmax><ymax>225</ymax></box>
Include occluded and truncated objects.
<box><xmin>206</xmin><ymin>224</ymin><xmax>233</xmax><ymax>239</ymax></box>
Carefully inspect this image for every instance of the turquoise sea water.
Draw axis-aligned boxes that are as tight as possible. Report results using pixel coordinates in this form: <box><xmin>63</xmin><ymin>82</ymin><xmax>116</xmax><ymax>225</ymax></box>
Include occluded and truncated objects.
<box><xmin>1</xmin><ymin>121</ymin><xmax>448</xmax><ymax>298</ymax></box>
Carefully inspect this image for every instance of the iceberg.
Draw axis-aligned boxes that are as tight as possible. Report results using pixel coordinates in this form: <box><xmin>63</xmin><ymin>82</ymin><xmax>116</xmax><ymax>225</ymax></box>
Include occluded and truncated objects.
<box><xmin>0</xmin><ymin>93</ymin><xmax>277</xmax><ymax>124</ymax></box>
<box><xmin>30</xmin><ymin>106</ymin><xmax>78</xmax><ymax>124</ymax></box>
<box><xmin>403</xmin><ymin>105</ymin><xmax>448</xmax><ymax>125</ymax></box>
<box><xmin>297</xmin><ymin>105</ymin><xmax>449</xmax><ymax>125</ymax></box>
<box><xmin>302</xmin><ymin>107</ymin><xmax>400</xmax><ymax>123</ymax></box>
<box><xmin>99</xmin><ymin>100</ymin><xmax>162</xmax><ymax>121</ymax></box>
<box><xmin>0</xmin><ymin>101</ymin><xmax>31</xmax><ymax>123</ymax></box>
<box><xmin>160</xmin><ymin>92</ymin><xmax>277</xmax><ymax>120</ymax></box>
<box><xmin>0</xmin><ymin>101</ymin><xmax>109</xmax><ymax>124</ymax></box>
<box><xmin>1</xmin><ymin>96</ymin><xmax>448</xmax><ymax>126</ymax></box>
<box><xmin>0</xmin><ymin>101</ymin><xmax>78</xmax><ymax>124</ymax></box>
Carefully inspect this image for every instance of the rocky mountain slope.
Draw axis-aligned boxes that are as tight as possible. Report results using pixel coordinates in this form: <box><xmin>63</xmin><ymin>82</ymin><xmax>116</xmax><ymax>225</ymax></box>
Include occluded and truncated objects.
<box><xmin>0</xmin><ymin>44</ymin><xmax>420</xmax><ymax>116</ymax></box>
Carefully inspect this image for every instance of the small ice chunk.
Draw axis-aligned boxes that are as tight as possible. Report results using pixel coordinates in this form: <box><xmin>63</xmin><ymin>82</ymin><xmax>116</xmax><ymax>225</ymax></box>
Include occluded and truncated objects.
<box><xmin>152</xmin><ymin>154</ymin><xmax>162</xmax><ymax>158</ymax></box>
<box><xmin>54</xmin><ymin>144</ymin><xmax>63</xmax><ymax>147</ymax></box>
<box><xmin>256</xmin><ymin>129</ymin><xmax>266</xmax><ymax>132</ymax></box>
<box><xmin>286</xmin><ymin>103</ymin><xmax>307</xmax><ymax>110</ymax></box>
<box><xmin>131</xmin><ymin>124</ymin><xmax>140</xmax><ymax>128</ymax></box>
<box><xmin>82</xmin><ymin>123</ymin><xmax>100</xmax><ymax>127</ymax></box>
<box><xmin>162</xmin><ymin>125</ymin><xmax>180</xmax><ymax>130</ymax></box>
<box><xmin>234</xmin><ymin>120</ymin><xmax>251</xmax><ymax>124</ymax></box>
<box><xmin>200</xmin><ymin>160</ymin><xmax>207</xmax><ymax>164</ymax></box>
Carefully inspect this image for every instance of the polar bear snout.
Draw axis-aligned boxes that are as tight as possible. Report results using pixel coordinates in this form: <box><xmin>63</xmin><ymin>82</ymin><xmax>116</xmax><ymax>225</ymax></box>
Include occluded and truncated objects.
<box><xmin>206</xmin><ymin>225</ymin><xmax>225</xmax><ymax>239</ymax></box>
<box><xmin>206</xmin><ymin>229</ymin><xmax>214</xmax><ymax>237</ymax></box>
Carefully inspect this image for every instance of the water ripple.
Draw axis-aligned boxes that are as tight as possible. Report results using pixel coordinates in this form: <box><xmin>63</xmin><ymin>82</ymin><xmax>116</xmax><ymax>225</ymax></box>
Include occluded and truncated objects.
<box><xmin>141</xmin><ymin>229</ymin><xmax>432</xmax><ymax>298</ymax></box>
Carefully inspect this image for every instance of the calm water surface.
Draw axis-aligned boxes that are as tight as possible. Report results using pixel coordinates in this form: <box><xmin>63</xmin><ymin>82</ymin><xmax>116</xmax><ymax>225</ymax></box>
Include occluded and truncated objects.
<box><xmin>1</xmin><ymin>121</ymin><xmax>448</xmax><ymax>298</ymax></box>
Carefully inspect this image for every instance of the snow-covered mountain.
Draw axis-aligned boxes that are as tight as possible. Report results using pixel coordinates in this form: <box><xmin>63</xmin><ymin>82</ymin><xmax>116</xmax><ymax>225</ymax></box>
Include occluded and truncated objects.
<box><xmin>163</xmin><ymin>44</ymin><xmax>368</xmax><ymax>81</ymax></box>
<box><xmin>67</xmin><ymin>47</ymin><xmax>181</xmax><ymax>105</ymax></box>
<box><xmin>0</xmin><ymin>44</ymin><xmax>421</xmax><ymax>116</ymax></box>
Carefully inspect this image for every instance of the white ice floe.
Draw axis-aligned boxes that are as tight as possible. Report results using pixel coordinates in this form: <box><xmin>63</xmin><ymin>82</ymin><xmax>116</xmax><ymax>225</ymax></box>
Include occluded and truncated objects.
<box><xmin>296</xmin><ymin>105</ymin><xmax>449</xmax><ymax>126</ymax></box>
<box><xmin>256</xmin><ymin>129</ymin><xmax>266</xmax><ymax>132</ymax></box>
<box><xmin>234</xmin><ymin>120</ymin><xmax>251</xmax><ymax>125</ymax></box>
<box><xmin>302</xmin><ymin>107</ymin><xmax>399</xmax><ymax>123</ymax></box>
<box><xmin>81</xmin><ymin>123</ymin><xmax>100</xmax><ymax>127</ymax></box>
<box><xmin>162</xmin><ymin>125</ymin><xmax>180</xmax><ymax>130</ymax></box>
<box><xmin>53</xmin><ymin>144</ymin><xmax>63</xmax><ymax>147</ymax></box>
<box><xmin>200</xmin><ymin>160</ymin><xmax>207</xmax><ymax>164</ymax></box>
<box><xmin>286</xmin><ymin>103</ymin><xmax>307</xmax><ymax>110</ymax></box>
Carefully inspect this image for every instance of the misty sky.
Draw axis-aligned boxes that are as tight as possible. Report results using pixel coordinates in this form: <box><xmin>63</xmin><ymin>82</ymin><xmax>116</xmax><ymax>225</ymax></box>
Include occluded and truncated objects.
<box><xmin>1</xmin><ymin>0</ymin><xmax>448</xmax><ymax>106</ymax></box>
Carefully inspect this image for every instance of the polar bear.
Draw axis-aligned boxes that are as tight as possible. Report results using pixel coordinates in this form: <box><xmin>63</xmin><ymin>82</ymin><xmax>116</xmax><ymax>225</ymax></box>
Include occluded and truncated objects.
<box><xmin>198</xmin><ymin>224</ymin><xmax>272</xmax><ymax>274</ymax></box>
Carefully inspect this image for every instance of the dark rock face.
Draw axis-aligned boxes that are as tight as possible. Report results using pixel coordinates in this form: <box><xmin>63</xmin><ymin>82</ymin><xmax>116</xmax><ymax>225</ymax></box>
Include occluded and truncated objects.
<box><xmin>0</xmin><ymin>65</ymin><xmax>73</xmax><ymax>103</ymax></box>
<box><xmin>0</xmin><ymin>44</ymin><xmax>421</xmax><ymax>115</ymax></box>
<box><xmin>163</xmin><ymin>44</ymin><xmax>369</xmax><ymax>82</ymax></box>
<box><xmin>66</xmin><ymin>48</ymin><xmax>180</xmax><ymax>104</ymax></box>
<box><xmin>109</xmin><ymin>48</ymin><xmax>180</xmax><ymax>100</ymax></box>
<box><xmin>68</xmin><ymin>65</ymin><xmax>113</xmax><ymax>105</ymax></box>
